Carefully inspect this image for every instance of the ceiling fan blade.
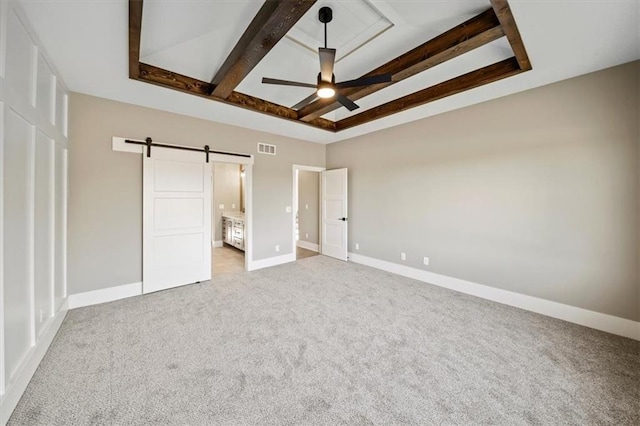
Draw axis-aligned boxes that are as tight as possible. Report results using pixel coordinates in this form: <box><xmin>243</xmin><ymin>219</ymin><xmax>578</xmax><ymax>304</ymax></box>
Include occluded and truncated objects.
<box><xmin>292</xmin><ymin>92</ymin><xmax>320</xmax><ymax>110</ymax></box>
<box><xmin>319</xmin><ymin>48</ymin><xmax>336</xmax><ymax>82</ymax></box>
<box><xmin>336</xmin><ymin>94</ymin><xmax>359</xmax><ymax>112</ymax></box>
<box><xmin>262</xmin><ymin>77</ymin><xmax>316</xmax><ymax>89</ymax></box>
<box><xmin>336</xmin><ymin>73</ymin><xmax>392</xmax><ymax>89</ymax></box>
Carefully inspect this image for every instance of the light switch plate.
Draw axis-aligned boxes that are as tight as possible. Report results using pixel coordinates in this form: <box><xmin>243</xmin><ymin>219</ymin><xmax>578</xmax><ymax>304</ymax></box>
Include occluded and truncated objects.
<box><xmin>232</xmin><ymin>203</ymin><xmax>236</xmax><ymax>209</ymax></box>
<box><xmin>219</xmin><ymin>204</ymin><xmax>224</xmax><ymax>210</ymax></box>
<box><xmin>286</xmin><ymin>206</ymin><xmax>292</xmax><ymax>213</ymax></box>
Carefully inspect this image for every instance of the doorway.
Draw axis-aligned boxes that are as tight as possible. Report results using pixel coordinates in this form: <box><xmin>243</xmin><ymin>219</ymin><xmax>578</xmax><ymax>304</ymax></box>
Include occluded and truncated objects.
<box><xmin>212</xmin><ymin>163</ymin><xmax>247</xmax><ymax>276</ymax></box>
<box><xmin>293</xmin><ymin>165</ymin><xmax>325</xmax><ymax>260</ymax></box>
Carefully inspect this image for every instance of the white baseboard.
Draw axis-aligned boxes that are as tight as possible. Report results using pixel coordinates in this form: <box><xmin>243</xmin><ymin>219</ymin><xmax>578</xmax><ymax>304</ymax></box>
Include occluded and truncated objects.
<box><xmin>212</xmin><ymin>240</ymin><xmax>223</xmax><ymax>248</ymax></box>
<box><xmin>68</xmin><ymin>282</ymin><xmax>142</xmax><ymax>309</ymax></box>
<box><xmin>248</xmin><ymin>253</ymin><xmax>295</xmax><ymax>271</ymax></box>
<box><xmin>1</xmin><ymin>299</ymin><xmax>69</xmax><ymax>425</ymax></box>
<box><xmin>296</xmin><ymin>240</ymin><xmax>319</xmax><ymax>252</ymax></box>
<box><xmin>348</xmin><ymin>253</ymin><xmax>640</xmax><ymax>341</ymax></box>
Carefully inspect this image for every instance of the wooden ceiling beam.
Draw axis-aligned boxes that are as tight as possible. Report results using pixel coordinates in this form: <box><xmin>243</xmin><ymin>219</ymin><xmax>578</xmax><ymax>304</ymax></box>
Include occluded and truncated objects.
<box><xmin>137</xmin><ymin>63</ymin><xmax>336</xmax><ymax>132</ymax></box>
<box><xmin>489</xmin><ymin>0</ymin><xmax>531</xmax><ymax>71</ymax></box>
<box><xmin>297</xmin><ymin>8</ymin><xmax>505</xmax><ymax>122</ymax></box>
<box><xmin>209</xmin><ymin>0</ymin><xmax>317</xmax><ymax>99</ymax></box>
<box><xmin>335</xmin><ymin>57</ymin><xmax>522</xmax><ymax>132</ymax></box>
<box><xmin>128</xmin><ymin>0</ymin><xmax>143</xmax><ymax>79</ymax></box>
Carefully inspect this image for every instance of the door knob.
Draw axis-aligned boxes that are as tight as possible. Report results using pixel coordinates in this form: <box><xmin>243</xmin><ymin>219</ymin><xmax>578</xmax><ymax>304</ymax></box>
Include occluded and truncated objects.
<box><xmin>339</xmin><ymin>217</ymin><xmax>348</xmax><ymax>221</ymax></box>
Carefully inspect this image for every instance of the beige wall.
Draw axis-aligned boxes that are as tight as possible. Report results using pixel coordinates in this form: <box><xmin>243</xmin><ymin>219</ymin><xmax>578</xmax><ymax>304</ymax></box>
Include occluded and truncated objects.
<box><xmin>327</xmin><ymin>61</ymin><xmax>640</xmax><ymax>321</ymax></box>
<box><xmin>298</xmin><ymin>170</ymin><xmax>320</xmax><ymax>245</ymax></box>
<box><xmin>68</xmin><ymin>62</ymin><xmax>639</xmax><ymax>321</ymax></box>
<box><xmin>68</xmin><ymin>93</ymin><xmax>325</xmax><ymax>295</ymax></box>
<box><xmin>213</xmin><ymin>163</ymin><xmax>241</xmax><ymax>242</ymax></box>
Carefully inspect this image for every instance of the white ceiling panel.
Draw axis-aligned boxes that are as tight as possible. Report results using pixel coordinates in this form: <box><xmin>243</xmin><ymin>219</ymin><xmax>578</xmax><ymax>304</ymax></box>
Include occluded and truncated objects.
<box><xmin>140</xmin><ymin>0</ymin><xmax>262</xmax><ymax>82</ymax></box>
<box><xmin>285</xmin><ymin>1</ymin><xmax>393</xmax><ymax>63</ymax></box>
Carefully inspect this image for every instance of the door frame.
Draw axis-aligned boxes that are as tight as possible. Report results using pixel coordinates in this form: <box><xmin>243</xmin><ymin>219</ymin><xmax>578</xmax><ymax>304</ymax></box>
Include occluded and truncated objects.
<box><xmin>212</xmin><ymin>160</ymin><xmax>253</xmax><ymax>273</ymax></box>
<box><xmin>292</xmin><ymin>164</ymin><xmax>325</xmax><ymax>258</ymax></box>
<box><xmin>112</xmin><ymin>136</ymin><xmax>254</xmax><ymax>273</ymax></box>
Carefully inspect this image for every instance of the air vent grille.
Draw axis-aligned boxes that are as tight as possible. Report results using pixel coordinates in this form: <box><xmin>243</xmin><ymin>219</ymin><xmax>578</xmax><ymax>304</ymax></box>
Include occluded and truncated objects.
<box><xmin>257</xmin><ymin>143</ymin><xmax>276</xmax><ymax>155</ymax></box>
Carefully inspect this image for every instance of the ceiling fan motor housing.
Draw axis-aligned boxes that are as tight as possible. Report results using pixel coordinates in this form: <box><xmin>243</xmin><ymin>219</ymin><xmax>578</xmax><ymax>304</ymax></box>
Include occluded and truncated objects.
<box><xmin>317</xmin><ymin>72</ymin><xmax>336</xmax><ymax>85</ymax></box>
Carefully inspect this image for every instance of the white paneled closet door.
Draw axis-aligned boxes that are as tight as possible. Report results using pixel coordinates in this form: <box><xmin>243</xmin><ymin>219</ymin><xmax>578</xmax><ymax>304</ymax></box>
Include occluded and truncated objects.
<box><xmin>1</xmin><ymin>2</ymin><xmax>69</xmax><ymax>421</ymax></box>
<box><xmin>321</xmin><ymin>168</ymin><xmax>348</xmax><ymax>261</ymax></box>
<box><xmin>143</xmin><ymin>147</ymin><xmax>212</xmax><ymax>294</ymax></box>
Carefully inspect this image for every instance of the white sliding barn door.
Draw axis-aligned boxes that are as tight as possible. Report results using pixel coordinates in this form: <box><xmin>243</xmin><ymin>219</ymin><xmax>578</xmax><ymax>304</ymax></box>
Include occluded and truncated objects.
<box><xmin>321</xmin><ymin>168</ymin><xmax>348</xmax><ymax>261</ymax></box>
<box><xmin>143</xmin><ymin>147</ymin><xmax>211</xmax><ymax>294</ymax></box>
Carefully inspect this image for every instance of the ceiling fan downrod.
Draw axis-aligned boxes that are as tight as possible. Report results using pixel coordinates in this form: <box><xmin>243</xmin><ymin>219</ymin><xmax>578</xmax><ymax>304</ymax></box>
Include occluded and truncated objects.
<box><xmin>318</xmin><ymin>6</ymin><xmax>333</xmax><ymax>49</ymax></box>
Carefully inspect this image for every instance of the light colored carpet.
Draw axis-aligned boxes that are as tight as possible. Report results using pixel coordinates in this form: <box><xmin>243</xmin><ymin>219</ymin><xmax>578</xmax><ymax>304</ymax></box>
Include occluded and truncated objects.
<box><xmin>9</xmin><ymin>256</ymin><xmax>640</xmax><ymax>425</ymax></box>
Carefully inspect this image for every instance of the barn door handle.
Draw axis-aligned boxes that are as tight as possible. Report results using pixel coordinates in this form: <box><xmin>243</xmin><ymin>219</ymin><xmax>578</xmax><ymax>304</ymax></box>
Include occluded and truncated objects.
<box><xmin>339</xmin><ymin>217</ymin><xmax>348</xmax><ymax>221</ymax></box>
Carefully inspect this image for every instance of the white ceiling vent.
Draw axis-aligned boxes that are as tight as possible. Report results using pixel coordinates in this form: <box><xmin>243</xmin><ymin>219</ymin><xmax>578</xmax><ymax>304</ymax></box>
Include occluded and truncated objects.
<box><xmin>257</xmin><ymin>143</ymin><xmax>276</xmax><ymax>155</ymax></box>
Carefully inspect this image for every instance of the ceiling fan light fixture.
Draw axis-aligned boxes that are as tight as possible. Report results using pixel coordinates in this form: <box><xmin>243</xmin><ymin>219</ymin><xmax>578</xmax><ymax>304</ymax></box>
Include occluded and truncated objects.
<box><xmin>317</xmin><ymin>83</ymin><xmax>335</xmax><ymax>99</ymax></box>
<box><xmin>262</xmin><ymin>6</ymin><xmax>377</xmax><ymax>111</ymax></box>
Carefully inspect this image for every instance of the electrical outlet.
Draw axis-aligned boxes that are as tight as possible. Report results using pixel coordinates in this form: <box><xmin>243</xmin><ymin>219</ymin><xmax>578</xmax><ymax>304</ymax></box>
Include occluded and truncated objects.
<box><xmin>39</xmin><ymin>307</ymin><xmax>44</xmax><ymax>323</ymax></box>
<box><xmin>219</xmin><ymin>204</ymin><xmax>224</xmax><ymax>210</ymax></box>
<box><xmin>401</xmin><ymin>252</ymin><xmax>406</xmax><ymax>261</ymax></box>
<box><xmin>305</xmin><ymin>203</ymin><xmax>309</xmax><ymax>210</ymax></box>
<box><xmin>305</xmin><ymin>233</ymin><xmax>309</xmax><ymax>239</ymax></box>
<box><xmin>423</xmin><ymin>257</ymin><xmax>429</xmax><ymax>266</ymax></box>
<box><xmin>355</xmin><ymin>243</ymin><xmax>360</xmax><ymax>250</ymax></box>
<box><xmin>232</xmin><ymin>203</ymin><xmax>236</xmax><ymax>209</ymax></box>
<box><xmin>285</xmin><ymin>206</ymin><xmax>292</xmax><ymax>213</ymax></box>
<box><xmin>275</xmin><ymin>245</ymin><xmax>280</xmax><ymax>252</ymax></box>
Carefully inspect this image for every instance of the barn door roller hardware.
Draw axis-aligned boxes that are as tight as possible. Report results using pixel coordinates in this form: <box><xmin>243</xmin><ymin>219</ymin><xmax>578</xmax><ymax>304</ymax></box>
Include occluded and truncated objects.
<box><xmin>124</xmin><ymin>137</ymin><xmax>252</xmax><ymax>161</ymax></box>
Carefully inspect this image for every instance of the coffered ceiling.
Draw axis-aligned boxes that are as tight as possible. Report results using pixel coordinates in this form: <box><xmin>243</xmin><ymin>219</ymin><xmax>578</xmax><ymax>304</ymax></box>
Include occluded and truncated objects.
<box><xmin>130</xmin><ymin>0</ymin><xmax>529</xmax><ymax>133</ymax></box>
<box><xmin>18</xmin><ymin>0</ymin><xmax>640</xmax><ymax>143</ymax></box>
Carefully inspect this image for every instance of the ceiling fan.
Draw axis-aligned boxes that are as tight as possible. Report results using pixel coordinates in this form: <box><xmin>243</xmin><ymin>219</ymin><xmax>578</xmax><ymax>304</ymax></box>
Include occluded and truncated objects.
<box><xmin>261</xmin><ymin>6</ymin><xmax>392</xmax><ymax>112</ymax></box>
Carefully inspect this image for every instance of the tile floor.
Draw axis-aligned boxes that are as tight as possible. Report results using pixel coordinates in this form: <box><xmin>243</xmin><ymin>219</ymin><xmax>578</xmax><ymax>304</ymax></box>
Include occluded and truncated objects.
<box><xmin>212</xmin><ymin>244</ymin><xmax>319</xmax><ymax>276</ymax></box>
<box><xmin>212</xmin><ymin>245</ymin><xmax>245</xmax><ymax>276</ymax></box>
<box><xmin>296</xmin><ymin>246</ymin><xmax>319</xmax><ymax>260</ymax></box>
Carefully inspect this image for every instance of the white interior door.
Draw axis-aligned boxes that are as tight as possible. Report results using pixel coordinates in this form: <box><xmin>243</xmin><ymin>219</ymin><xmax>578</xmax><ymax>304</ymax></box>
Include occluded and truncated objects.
<box><xmin>321</xmin><ymin>168</ymin><xmax>348</xmax><ymax>261</ymax></box>
<box><xmin>143</xmin><ymin>147</ymin><xmax>211</xmax><ymax>293</ymax></box>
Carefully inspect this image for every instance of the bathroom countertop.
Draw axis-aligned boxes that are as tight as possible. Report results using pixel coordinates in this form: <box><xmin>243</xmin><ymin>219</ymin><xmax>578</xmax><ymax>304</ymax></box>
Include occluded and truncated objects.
<box><xmin>222</xmin><ymin>212</ymin><xmax>245</xmax><ymax>220</ymax></box>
